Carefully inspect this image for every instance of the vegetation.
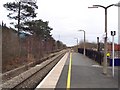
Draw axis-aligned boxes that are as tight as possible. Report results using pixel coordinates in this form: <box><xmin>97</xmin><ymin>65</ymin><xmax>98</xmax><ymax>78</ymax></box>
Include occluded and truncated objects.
<box><xmin>2</xmin><ymin>0</ymin><xmax>66</xmax><ymax>73</ymax></box>
<box><xmin>3</xmin><ymin>1</ymin><xmax>38</xmax><ymax>28</ymax></box>
<box><xmin>78</xmin><ymin>40</ymin><xmax>104</xmax><ymax>51</ymax></box>
<box><xmin>2</xmin><ymin>22</ymin><xmax>66</xmax><ymax>73</ymax></box>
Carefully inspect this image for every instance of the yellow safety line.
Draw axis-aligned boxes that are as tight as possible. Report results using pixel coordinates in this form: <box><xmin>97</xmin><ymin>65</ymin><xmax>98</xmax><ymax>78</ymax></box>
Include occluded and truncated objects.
<box><xmin>66</xmin><ymin>52</ymin><xmax>72</xmax><ymax>90</ymax></box>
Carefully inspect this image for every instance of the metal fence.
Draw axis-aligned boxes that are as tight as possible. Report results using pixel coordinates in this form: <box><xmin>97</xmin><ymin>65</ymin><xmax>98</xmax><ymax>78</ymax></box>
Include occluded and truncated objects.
<box><xmin>78</xmin><ymin>48</ymin><xmax>120</xmax><ymax>65</ymax></box>
<box><xmin>78</xmin><ymin>48</ymin><xmax>104</xmax><ymax>65</ymax></box>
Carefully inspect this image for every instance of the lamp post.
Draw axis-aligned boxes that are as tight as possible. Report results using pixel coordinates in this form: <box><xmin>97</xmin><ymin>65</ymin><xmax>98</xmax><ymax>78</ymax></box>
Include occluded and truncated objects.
<box><xmin>97</xmin><ymin>37</ymin><xmax>100</xmax><ymax>52</ymax></box>
<box><xmin>74</xmin><ymin>38</ymin><xmax>78</xmax><ymax>52</ymax></box>
<box><xmin>78</xmin><ymin>30</ymin><xmax>86</xmax><ymax>55</ymax></box>
<box><xmin>88</xmin><ymin>4</ymin><xmax>118</xmax><ymax>75</ymax></box>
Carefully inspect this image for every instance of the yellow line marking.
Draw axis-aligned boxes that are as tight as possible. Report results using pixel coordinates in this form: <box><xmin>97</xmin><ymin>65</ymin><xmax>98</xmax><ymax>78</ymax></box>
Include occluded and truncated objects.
<box><xmin>67</xmin><ymin>52</ymin><xmax>72</xmax><ymax>90</ymax></box>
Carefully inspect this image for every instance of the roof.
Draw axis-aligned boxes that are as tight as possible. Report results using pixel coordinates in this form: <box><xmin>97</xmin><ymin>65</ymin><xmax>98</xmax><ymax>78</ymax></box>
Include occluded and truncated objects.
<box><xmin>108</xmin><ymin>44</ymin><xmax>120</xmax><ymax>51</ymax></box>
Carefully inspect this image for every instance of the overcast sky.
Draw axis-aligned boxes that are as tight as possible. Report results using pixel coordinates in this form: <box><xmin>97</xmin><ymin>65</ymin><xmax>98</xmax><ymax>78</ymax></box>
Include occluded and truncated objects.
<box><xmin>0</xmin><ymin>0</ymin><xmax>119</xmax><ymax>46</ymax></box>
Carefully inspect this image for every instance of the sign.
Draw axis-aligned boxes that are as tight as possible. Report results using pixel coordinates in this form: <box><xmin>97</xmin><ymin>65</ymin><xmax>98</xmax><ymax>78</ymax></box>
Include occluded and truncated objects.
<box><xmin>111</xmin><ymin>30</ymin><xmax>116</xmax><ymax>77</ymax></box>
<box><xmin>111</xmin><ymin>31</ymin><xmax>116</xmax><ymax>36</ymax></box>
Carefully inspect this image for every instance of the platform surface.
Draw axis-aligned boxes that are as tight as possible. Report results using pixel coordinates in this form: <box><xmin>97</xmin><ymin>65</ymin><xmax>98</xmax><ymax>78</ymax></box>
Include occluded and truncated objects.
<box><xmin>36</xmin><ymin>52</ymin><xmax>118</xmax><ymax>89</ymax></box>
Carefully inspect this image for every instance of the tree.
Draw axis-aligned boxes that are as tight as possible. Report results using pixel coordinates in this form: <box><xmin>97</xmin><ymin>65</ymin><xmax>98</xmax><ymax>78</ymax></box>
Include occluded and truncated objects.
<box><xmin>22</xmin><ymin>19</ymin><xmax>54</xmax><ymax>57</ymax></box>
<box><xmin>23</xmin><ymin>19</ymin><xmax>53</xmax><ymax>39</ymax></box>
<box><xmin>56</xmin><ymin>40</ymin><xmax>66</xmax><ymax>49</ymax></box>
<box><xmin>3</xmin><ymin>1</ymin><xmax>38</xmax><ymax>29</ymax></box>
<box><xmin>4</xmin><ymin>1</ymin><xmax>38</xmax><ymax>60</ymax></box>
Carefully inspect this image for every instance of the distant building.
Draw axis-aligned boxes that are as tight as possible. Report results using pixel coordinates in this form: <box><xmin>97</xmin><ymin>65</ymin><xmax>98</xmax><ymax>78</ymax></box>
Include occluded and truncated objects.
<box><xmin>108</xmin><ymin>44</ymin><xmax>120</xmax><ymax>51</ymax></box>
<box><xmin>108</xmin><ymin>43</ymin><xmax>120</xmax><ymax>58</ymax></box>
<box><xmin>118</xmin><ymin>30</ymin><xmax>120</xmax><ymax>44</ymax></box>
<box><xmin>118</xmin><ymin>22</ymin><xmax>120</xmax><ymax>44</ymax></box>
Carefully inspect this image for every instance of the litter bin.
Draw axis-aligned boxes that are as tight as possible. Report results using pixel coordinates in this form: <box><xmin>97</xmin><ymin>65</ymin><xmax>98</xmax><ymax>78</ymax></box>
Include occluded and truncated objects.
<box><xmin>109</xmin><ymin>58</ymin><xmax>120</xmax><ymax>66</ymax></box>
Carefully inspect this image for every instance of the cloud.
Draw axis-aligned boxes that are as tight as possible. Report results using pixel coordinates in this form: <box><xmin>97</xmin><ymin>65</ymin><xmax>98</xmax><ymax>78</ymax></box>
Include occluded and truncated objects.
<box><xmin>1</xmin><ymin>0</ymin><xmax>119</xmax><ymax>46</ymax></box>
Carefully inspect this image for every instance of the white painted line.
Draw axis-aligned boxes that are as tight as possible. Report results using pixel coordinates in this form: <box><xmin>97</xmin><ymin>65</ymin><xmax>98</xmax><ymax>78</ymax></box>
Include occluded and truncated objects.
<box><xmin>92</xmin><ymin>65</ymin><xmax>102</xmax><ymax>68</ymax></box>
<box><xmin>35</xmin><ymin>52</ymin><xmax>69</xmax><ymax>89</ymax></box>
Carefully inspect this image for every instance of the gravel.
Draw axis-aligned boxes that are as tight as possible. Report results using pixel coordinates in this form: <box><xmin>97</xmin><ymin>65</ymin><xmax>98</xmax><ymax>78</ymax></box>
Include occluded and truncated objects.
<box><xmin>1</xmin><ymin>50</ymin><xmax>67</xmax><ymax>90</ymax></box>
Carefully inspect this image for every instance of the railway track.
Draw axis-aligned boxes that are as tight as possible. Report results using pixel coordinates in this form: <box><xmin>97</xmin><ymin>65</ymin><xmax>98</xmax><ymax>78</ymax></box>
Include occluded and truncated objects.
<box><xmin>1</xmin><ymin>50</ymin><xmax>61</xmax><ymax>84</ymax></box>
<box><xmin>1</xmin><ymin>50</ymin><xmax>67</xmax><ymax>90</ymax></box>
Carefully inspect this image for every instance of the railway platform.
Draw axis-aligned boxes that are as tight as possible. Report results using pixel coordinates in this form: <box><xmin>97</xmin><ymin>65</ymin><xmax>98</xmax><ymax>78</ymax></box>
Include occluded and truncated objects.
<box><xmin>35</xmin><ymin>52</ymin><xmax>118</xmax><ymax>89</ymax></box>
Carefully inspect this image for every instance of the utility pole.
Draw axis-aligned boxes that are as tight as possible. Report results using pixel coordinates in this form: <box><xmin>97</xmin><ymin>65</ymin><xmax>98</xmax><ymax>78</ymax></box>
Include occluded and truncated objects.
<box><xmin>17</xmin><ymin>1</ymin><xmax>21</xmax><ymax>59</ymax></box>
<box><xmin>18</xmin><ymin>1</ymin><xmax>21</xmax><ymax>36</ymax></box>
